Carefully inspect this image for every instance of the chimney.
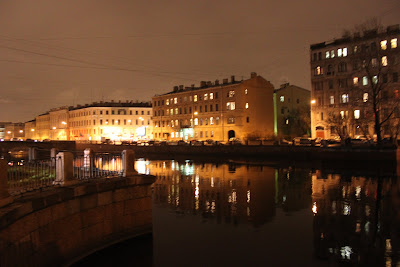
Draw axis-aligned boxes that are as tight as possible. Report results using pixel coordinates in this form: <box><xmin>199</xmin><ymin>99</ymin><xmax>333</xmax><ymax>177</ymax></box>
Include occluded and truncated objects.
<box><xmin>200</xmin><ymin>81</ymin><xmax>207</xmax><ymax>87</ymax></box>
<box><xmin>179</xmin><ymin>85</ymin><xmax>184</xmax><ymax>90</ymax></box>
<box><xmin>223</xmin><ymin>78</ymin><xmax>228</xmax><ymax>84</ymax></box>
<box><xmin>207</xmin><ymin>81</ymin><xmax>212</xmax><ymax>87</ymax></box>
<box><xmin>111</xmin><ymin>100</ymin><xmax>114</xmax><ymax>103</ymax></box>
<box><xmin>191</xmin><ymin>84</ymin><xmax>195</xmax><ymax>88</ymax></box>
<box><xmin>215</xmin><ymin>79</ymin><xmax>219</xmax><ymax>85</ymax></box>
<box><xmin>231</xmin><ymin>75</ymin><xmax>235</xmax><ymax>83</ymax></box>
<box><xmin>250</xmin><ymin>72</ymin><xmax>257</xmax><ymax>78</ymax></box>
<box><xmin>173</xmin><ymin>86</ymin><xmax>179</xmax><ymax>92</ymax></box>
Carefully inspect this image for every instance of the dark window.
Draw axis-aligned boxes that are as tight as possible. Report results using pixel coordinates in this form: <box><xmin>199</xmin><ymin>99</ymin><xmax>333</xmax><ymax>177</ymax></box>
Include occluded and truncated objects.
<box><xmin>205</xmin><ymin>105</ymin><xmax>208</xmax><ymax>112</ymax></box>
<box><xmin>215</xmin><ymin>92</ymin><xmax>218</xmax><ymax>99</ymax></box>
<box><xmin>216</xmin><ymin>104</ymin><xmax>219</xmax><ymax>111</ymax></box>
<box><xmin>297</xmin><ymin>99</ymin><xmax>300</xmax><ymax>104</ymax></box>
<box><xmin>106</xmin><ymin>111</ymin><xmax>109</xmax><ymax>115</ymax></box>
<box><xmin>394</xmin><ymin>72</ymin><xmax>399</xmax><ymax>82</ymax></box>
<box><xmin>210</xmin><ymin>105</ymin><xmax>213</xmax><ymax>112</ymax></box>
<box><xmin>112</xmin><ymin>110</ymin><xmax>115</xmax><ymax>115</ymax></box>
<box><xmin>328</xmin><ymin>80</ymin><xmax>333</xmax><ymax>89</ymax></box>
<box><xmin>281</xmin><ymin>108</ymin><xmax>284</xmax><ymax>114</ymax></box>
<box><xmin>246</xmin><ymin>117</ymin><xmax>250</xmax><ymax>123</ymax></box>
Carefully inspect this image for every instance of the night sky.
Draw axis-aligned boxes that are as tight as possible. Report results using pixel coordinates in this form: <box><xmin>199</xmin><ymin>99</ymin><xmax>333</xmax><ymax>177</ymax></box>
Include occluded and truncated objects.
<box><xmin>0</xmin><ymin>0</ymin><xmax>399</xmax><ymax>122</ymax></box>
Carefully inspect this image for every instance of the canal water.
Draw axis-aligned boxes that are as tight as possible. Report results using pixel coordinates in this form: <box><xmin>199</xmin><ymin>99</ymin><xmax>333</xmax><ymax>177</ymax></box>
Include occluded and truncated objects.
<box><xmin>74</xmin><ymin>159</ymin><xmax>400</xmax><ymax>267</ymax></box>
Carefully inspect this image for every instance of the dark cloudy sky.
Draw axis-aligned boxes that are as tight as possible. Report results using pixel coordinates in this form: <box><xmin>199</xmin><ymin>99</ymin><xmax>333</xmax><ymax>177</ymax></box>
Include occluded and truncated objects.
<box><xmin>0</xmin><ymin>0</ymin><xmax>399</xmax><ymax>122</ymax></box>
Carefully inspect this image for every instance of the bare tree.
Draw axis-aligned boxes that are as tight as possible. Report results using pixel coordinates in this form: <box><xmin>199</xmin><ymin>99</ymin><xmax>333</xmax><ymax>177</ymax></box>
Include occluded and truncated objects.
<box><xmin>348</xmin><ymin>20</ymin><xmax>400</xmax><ymax>146</ymax></box>
<box><xmin>327</xmin><ymin>112</ymin><xmax>352</xmax><ymax>140</ymax></box>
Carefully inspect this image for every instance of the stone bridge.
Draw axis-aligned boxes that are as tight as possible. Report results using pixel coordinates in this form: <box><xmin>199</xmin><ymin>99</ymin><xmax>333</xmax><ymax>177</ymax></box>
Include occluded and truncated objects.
<box><xmin>0</xmin><ymin>152</ymin><xmax>155</xmax><ymax>266</ymax></box>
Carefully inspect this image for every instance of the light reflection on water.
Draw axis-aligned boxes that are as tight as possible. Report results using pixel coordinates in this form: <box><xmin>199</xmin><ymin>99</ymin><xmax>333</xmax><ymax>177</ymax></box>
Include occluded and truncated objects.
<box><xmin>134</xmin><ymin>159</ymin><xmax>400</xmax><ymax>267</ymax></box>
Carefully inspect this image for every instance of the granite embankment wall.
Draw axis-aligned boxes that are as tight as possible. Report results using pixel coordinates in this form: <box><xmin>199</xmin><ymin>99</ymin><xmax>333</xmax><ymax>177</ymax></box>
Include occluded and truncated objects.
<box><xmin>76</xmin><ymin>143</ymin><xmax>397</xmax><ymax>162</ymax></box>
<box><xmin>0</xmin><ymin>175</ymin><xmax>155</xmax><ymax>267</ymax></box>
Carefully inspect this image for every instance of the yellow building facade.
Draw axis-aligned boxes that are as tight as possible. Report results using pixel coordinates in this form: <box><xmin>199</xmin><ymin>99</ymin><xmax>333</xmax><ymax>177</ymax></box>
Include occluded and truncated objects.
<box><xmin>29</xmin><ymin>101</ymin><xmax>153</xmax><ymax>141</ymax></box>
<box><xmin>152</xmin><ymin>73</ymin><xmax>275</xmax><ymax>142</ymax></box>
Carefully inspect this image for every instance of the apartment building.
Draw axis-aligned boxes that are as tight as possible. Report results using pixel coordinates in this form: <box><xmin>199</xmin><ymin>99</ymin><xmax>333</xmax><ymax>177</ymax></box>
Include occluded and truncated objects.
<box><xmin>274</xmin><ymin>83</ymin><xmax>310</xmax><ymax>138</ymax></box>
<box><xmin>30</xmin><ymin>101</ymin><xmax>153</xmax><ymax>141</ymax></box>
<box><xmin>152</xmin><ymin>72</ymin><xmax>275</xmax><ymax>141</ymax></box>
<box><xmin>310</xmin><ymin>24</ymin><xmax>400</xmax><ymax>139</ymax></box>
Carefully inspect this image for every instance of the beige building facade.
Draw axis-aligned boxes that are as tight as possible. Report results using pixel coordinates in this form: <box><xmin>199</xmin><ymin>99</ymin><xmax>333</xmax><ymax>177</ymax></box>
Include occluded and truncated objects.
<box><xmin>28</xmin><ymin>101</ymin><xmax>153</xmax><ymax>141</ymax></box>
<box><xmin>152</xmin><ymin>72</ymin><xmax>275</xmax><ymax>142</ymax></box>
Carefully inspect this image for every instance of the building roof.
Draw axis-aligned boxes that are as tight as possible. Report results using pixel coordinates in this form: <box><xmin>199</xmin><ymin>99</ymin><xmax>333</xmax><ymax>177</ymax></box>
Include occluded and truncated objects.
<box><xmin>68</xmin><ymin>101</ymin><xmax>152</xmax><ymax>111</ymax></box>
<box><xmin>310</xmin><ymin>24</ymin><xmax>400</xmax><ymax>50</ymax></box>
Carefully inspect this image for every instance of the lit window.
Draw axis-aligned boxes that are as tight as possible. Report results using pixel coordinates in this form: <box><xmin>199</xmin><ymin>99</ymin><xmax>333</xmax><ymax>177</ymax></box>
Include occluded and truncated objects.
<box><xmin>244</xmin><ymin>89</ymin><xmax>248</xmax><ymax>94</ymax></box>
<box><xmin>341</xmin><ymin>94</ymin><xmax>349</xmax><ymax>103</ymax></box>
<box><xmin>343</xmin><ymin>47</ymin><xmax>347</xmax><ymax>57</ymax></box>
<box><xmin>315</xmin><ymin>66</ymin><xmax>322</xmax><ymax>75</ymax></box>
<box><xmin>331</xmin><ymin>50</ymin><xmax>335</xmax><ymax>58</ymax></box>
<box><xmin>171</xmin><ymin>132</ymin><xmax>174</xmax><ymax>138</ymax></box>
<box><xmin>229</xmin><ymin>90</ymin><xmax>235</xmax><ymax>97</ymax></box>
<box><xmin>166</xmin><ymin>99</ymin><xmax>169</xmax><ymax>105</ymax></box>
<box><xmin>204</xmin><ymin>93</ymin><xmax>208</xmax><ymax>100</ymax></box>
<box><xmin>363</xmin><ymin>93</ymin><xmax>368</xmax><ymax>102</ymax></box>
<box><xmin>338</xmin><ymin>48</ymin><xmax>342</xmax><ymax>57</ymax></box>
<box><xmin>226</xmin><ymin>102</ymin><xmax>236</xmax><ymax>110</ymax></box>
<box><xmin>210</xmin><ymin>93</ymin><xmax>214</xmax><ymax>99</ymax></box>
<box><xmin>166</xmin><ymin>109</ymin><xmax>170</xmax><ymax>115</ymax></box>
<box><xmin>353</xmin><ymin>77</ymin><xmax>359</xmax><ymax>86</ymax></box>
<box><xmin>280</xmin><ymin>96</ymin><xmax>285</xmax><ymax>102</ymax></box>
<box><xmin>340</xmin><ymin>110</ymin><xmax>345</xmax><ymax>119</ymax></box>
<box><xmin>330</xmin><ymin>95</ymin><xmax>334</xmax><ymax>104</ymax></box>
<box><xmin>363</xmin><ymin>76</ymin><xmax>368</xmax><ymax>86</ymax></box>
<box><xmin>381</xmin><ymin>40</ymin><xmax>387</xmax><ymax>50</ymax></box>
<box><xmin>373</xmin><ymin>75</ymin><xmax>378</xmax><ymax>85</ymax></box>
<box><xmin>354</xmin><ymin>110</ymin><xmax>360</xmax><ymax>119</ymax></box>
<box><xmin>245</xmin><ymin>103</ymin><xmax>249</xmax><ymax>109</ymax></box>
<box><xmin>227</xmin><ymin>117</ymin><xmax>235</xmax><ymax>124</ymax></box>
<box><xmin>382</xmin><ymin>56</ymin><xmax>388</xmax><ymax>66</ymax></box>
<box><xmin>353</xmin><ymin>45</ymin><xmax>358</xmax><ymax>53</ymax></box>
<box><xmin>194</xmin><ymin>118</ymin><xmax>198</xmax><ymax>126</ymax></box>
<box><xmin>174</xmin><ymin>97</ymin><xmax>177</xmax><ymax>104</ymax></box>
<box><xmin>175</xmin><ymin>108</ymin><xmax>178</xmax><ymax>115</ymax></box>
<box><xmin>210</xmin><ymin>117</ymin><xmax>214</xmax><ymax>125</ymax></box>
<box><xmin>391</xmin><ymin>38</ymin><xmax>397</xmax><ymax>49</ymax></box>
<box><xmin>194</xmin><ymin>95</ymin><xmax>198</xmax><ymax>102</ymax></box>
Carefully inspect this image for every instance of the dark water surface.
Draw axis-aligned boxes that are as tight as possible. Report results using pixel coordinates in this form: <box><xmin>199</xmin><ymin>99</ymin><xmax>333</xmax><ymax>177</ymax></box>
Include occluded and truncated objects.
<box><xmin>73</xmin><ymin>159</ymin><xmax>400</xmax><ymax>267</ymax></box>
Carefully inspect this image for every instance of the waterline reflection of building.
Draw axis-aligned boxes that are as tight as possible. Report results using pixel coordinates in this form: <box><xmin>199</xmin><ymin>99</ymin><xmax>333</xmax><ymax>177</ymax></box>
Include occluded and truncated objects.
<box><xmin>312</xmin><ymin>173</ymin><xmax>400</xmax><ymax>266</ymax></box>
<box><xmin>136</xmin><ymin>160</ymin><xmax>313</xmax><ymax>228</ymax></box>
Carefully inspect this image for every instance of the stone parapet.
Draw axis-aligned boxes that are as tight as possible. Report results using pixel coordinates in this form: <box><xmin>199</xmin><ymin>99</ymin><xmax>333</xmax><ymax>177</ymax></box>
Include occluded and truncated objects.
<box><xmin>0</xmin><ymin>174</ymin><xmax>155</xmax><ymax>267</ymax></box>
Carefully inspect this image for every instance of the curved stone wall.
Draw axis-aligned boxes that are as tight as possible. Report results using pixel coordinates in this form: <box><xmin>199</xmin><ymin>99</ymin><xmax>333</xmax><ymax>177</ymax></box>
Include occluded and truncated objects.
<box><xmin>0</xmin><ymin>175</ymin><xmax>155</xmax><ymax>266</ymax></box>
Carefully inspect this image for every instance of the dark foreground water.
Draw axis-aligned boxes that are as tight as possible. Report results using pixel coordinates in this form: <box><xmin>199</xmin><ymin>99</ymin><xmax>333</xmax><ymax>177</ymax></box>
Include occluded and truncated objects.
<box><xmin>73</xmin><ymin>159</ymin><xmax>400</xmax><ymax>267</ymax></box>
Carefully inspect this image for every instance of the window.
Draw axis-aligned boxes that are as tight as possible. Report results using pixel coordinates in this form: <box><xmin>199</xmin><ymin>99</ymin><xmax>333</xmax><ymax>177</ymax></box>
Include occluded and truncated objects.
<box><xmin>328</xmin><ymin>80</ymin><xmax>333</xmax><ymax>89</ymax></box>
<box><xmin>338</xmin><ymin>48</ymin><xmax>342</xmax><ymax>57</ymax></box>
<box><xmin>226</xmin><ymin>102</ymin><xmax>236</xmax><ymax>110</ymax></box>
<box><xmin>215</xmin><ymin>92</ymin><xmax>218</xmax><ymax>99</ymax></box>
<box><xmin>175</xmin><ymin>108</ymin><xmax>178</xmax><ymax>115</ymax></box>
<box><xmin>343</xmin><ymin>47</ymin><xmax>347</xmax><ymax>57</ymax></box>
<box><xmin>216</xmin><ymin>117</ymin><xmax>220</xmax><ymax>125</ymax></box>
<box><xmin>194</xmin><ymin>118</ymin><xmax>198</xmax><ymax>126</ymax></box>
<box><xmin>338</xmin><ymin>62</ymin><xmax>347</xmax><ymax>72</ymax></box>
<box><xmin>215</xmin><ymin>104</ymin><xmax>219</xmax><ymax>111</ymax></box>
<box><xmin>371</xmin><ymin>58</ymin><xmax>378</xmax><ymax>67</ymax></box>
<box><xmin>341</xmin><ymin>94</ymin><xmax>349</xmax><ymax>103</ymax></box>
<box><xmin>330</xmin><ymin>95</ymin><xmax>334</xmax><ymax>105</ymax></box>
<box><xmin>340</xmin><ymin>111</ymin><xmax>345</xmax><ymax>119</ymax></box>
<box><xmin>229</xmin><ymin>90</ymin><xmax>235</xmax><ymax>97</ymax></box>
<box><xmin>353</xmin><ymin>45</ymin><xmax>358</xmax><ymax>53</ymax></box>
<box><xmin>112</xmin><ymin>110</ymin><xmax>115</xmax><ymax>115</ymax></box>
<box><xmin>210</xmin><ymin>93</ymin><xmax>214</xmax><ymax>99</ymax></box>
<box><xmin>394</xmin><ymin>72</ymin><xmax>399</xmax><ymax>82</ymax></box>
<box><xmin>210</xmin><ymin>117</ymin><xmax>214</xmax><ymax>125</ymax></box>
<box><xmin>141</xmin><ymin>111</ymin><xmax>144</xmax><ymax>115</ymax></box>
<box><xmin>204</xmin><ymin>93</ymin><xmax>208</xmax><ymax>100</ymax></box>
<box><xmin>325</xmin><ymin>51</ymin><xmax>330</xmax><ymax>59</ymax></box>
<box><xmin>353</xmin><ymin>77</ymin><xmax>359</xmax><ymax>86</ymax></box>
<box><xmin>210</xmin><ymin>105</ymin><xmax>213</xmax><ymax>112</ymax></box>
<box><xmin>382</xmin><ymin>56</ymin><xmax>388</xmax><ymax>66</ymax></box>
<box><xmin>315</xmin><ymin>66</ymin><xmax>322</xmax><ymax>75</ymax></box>
<box><xmin>106</xmin><ymin>111</ymin><xmax>109</xmax><ymax>115</ymax></box>
<box><xmin>331</xmin><ymin>50</ymin><xmax>335</xmax><ymax>58</ymax></box>
<box><xmin>354</xmin><ymin>110</ymin><xmax>360</xmax><ymax>119</ymax></box>
<box><xmin>244</xmin><ymin>89</ymin><xmax>248</xmax><ymax>95</ymax></box>
<box><xmin>381</xmin><ymin>40</ymin><xmax>387</xmax><ymax>50</ymax></box>
<box><xmin>227</xmin><ymin>117</ymin><xmax>235</xmax><ymax>124</ymax></box>
<box><xmin>362</xmin><ymin>76</ymin><xmax>368</xmax><ymax>86</ymax></box>
<box><xmin>391</xmin><ymin>38</ymin><xmax>397</xmax><ymax>49</ymax></box>
<box><xmin>363</xmin><ymin>93</ymin><xmax>368</xmax><ymax>102</ymax></box>
<box><xmin>245</xmin><ymin>103</ymin><xmax>249</xmax><ymax>109</ymax></box>
<box><xmin>246</xmin><ymin>117</ymin><xmax>250</xmax><ymax>123</ymax></box>
<box><xmin>321</xmin><ymin>112</ymin><xmax>324</xmax><ymax>121</ymax></box>
<box><xmin>194</xmin><ymin>95</ymin><xmax>198</xmax><ymax>102</ymax></box>
<box><xmin>372</xmin><ymin>75</ymin><xmax>378</xmax><ymax>85</ymax></box>
<box><xmin>280</xmin><ymin>96</ymin><xmax>284</xmax><ymax>102</ymax></box>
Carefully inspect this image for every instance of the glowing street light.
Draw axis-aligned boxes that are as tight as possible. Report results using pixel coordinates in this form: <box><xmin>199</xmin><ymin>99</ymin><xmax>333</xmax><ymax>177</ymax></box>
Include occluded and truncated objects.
<box><xmin>61</xmin><ymin>121</ymin><xmax>67</xmax><ymax>125</ymax></box>
<box><xmin>31</xmin><ymin>129</ymin><xmax>35</xmax><ymax>132</ymax></box>
<box><xmin>52</xmin><ymin>127</ymin><xmax>56</xmax><ymax>130</ymax></box>
<box><xmin>19</xmin><ymin>130</ymin><xmax>23</xmax><ymax>133</ymax></box>
<box><xmin>311</xmin><ymin>99</ymin><xmax>316</xmax><ymax>104</ymax></box>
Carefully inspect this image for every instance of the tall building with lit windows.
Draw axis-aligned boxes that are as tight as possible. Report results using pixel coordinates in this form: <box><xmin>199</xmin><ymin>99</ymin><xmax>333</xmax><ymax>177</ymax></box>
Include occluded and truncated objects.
<box><xmin>152</xmin><ymin>72</ymin><xmax>275</xmax><ymax>141</ymax></box>
<box><xmin>310</xmin><ymin>24</ymin><xmax>400</xmax><ymax>139</ymax></box>
<box><xmin>30</xmin><ymin>101</ymin><xmax>153</xmax><ymax>141</ymax></box>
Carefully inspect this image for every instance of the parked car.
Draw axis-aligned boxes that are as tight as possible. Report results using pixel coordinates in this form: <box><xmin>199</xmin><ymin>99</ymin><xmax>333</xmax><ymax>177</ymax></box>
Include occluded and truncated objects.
<box><xmin>204</xmin><ymin>139</ymin><xmax>215</xmax><ymax>146</ymax></box>
<box><xmin>292</xmin><ymin>137</ymin><xmax>311</xmax><ymax>146</ymax></box>
<box><xmin>229</xmin><ymin>138</ymin><xmax>243</xmax><ymax>145</ymax></box>
<box><xmin>177</xmin><ymin>140</ymin><xmax>189</xmax><ymax>146</ymax></box>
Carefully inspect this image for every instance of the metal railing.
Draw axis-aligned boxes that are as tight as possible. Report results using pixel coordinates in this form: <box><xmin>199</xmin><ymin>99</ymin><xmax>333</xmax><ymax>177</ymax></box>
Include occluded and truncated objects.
<box><xmin>73</xmin><ymin>153</ymin><xmax>123</xmax><ymax>180</ymax></box>
<box><xmin>7</xmin><ymin>158</ymin><xmax>56</xmax><ymax>195</ymax></box>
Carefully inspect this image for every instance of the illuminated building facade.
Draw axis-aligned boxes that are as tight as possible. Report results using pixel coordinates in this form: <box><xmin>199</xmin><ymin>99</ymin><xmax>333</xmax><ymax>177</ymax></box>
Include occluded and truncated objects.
<box><xmin>29</xmin><ymin>101</ymin><xmax>153</xmax><ymax>141</ymax></box>
<box><xmin>4</xmin><ymin>123</ymin><xmax>25</xmax><ymax>140</ymax></box>
<box><xmin>310</xmin><ymin>24</ymin><xmax>400</xmax><ymax>139</ymax></box>
<box><xmin>152</xmin><ymin>72</ymin><xmax>275</xmax><ymax>141</ymax></box>
<box><xmin>0</xmin><ymin>122</ymin><xmax>11</xmax><ymax>140</ymax></box>
<box><xmin>274</xmin><ymin>83</ymin><xmax>311</xmax><ymax>138</ymax></box>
